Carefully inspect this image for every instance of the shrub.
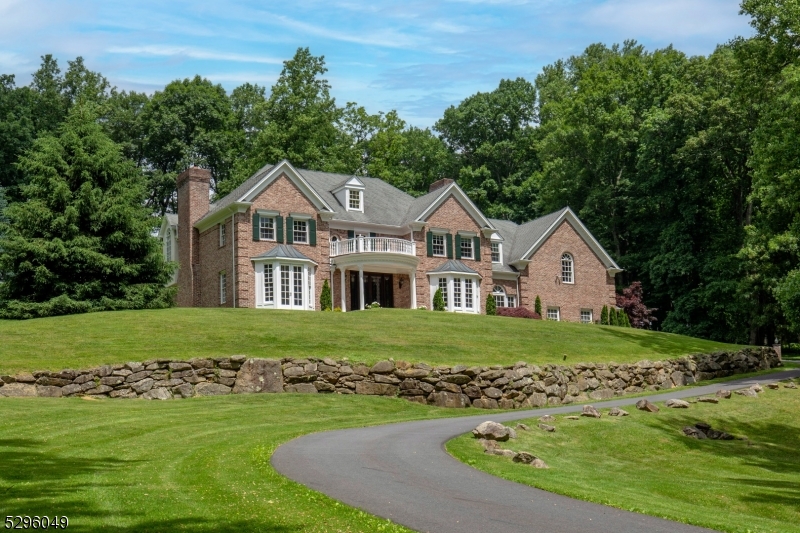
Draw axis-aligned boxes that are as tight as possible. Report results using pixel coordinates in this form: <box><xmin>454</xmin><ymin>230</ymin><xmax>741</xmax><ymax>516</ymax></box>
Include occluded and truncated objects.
<box><xmin>320</xmin><ymin>279</ymin><xmax>332</xmax><ymax>311</ymax></box>
<box><xmin>370</xmin><ymin>301</ymin><xmax>381</xmax><ymax>309</ymax></box>
<box><xmin>497</xmin><ymin>307</ymin><xmax>541</xmax><ymax>319</ymax></box>
<box><xmin>601</xmin><ymin>305</ymin><xmax>609</xmax><ymax>325</ymax></box>
<box><xmin>333</xmin><ymin>306</ymin><xmax>342</xmax><ymax>312</ymax></box>
<box><xmin>485</xmin><ymin>294</ymin><xmax>496</xmax><ymax>315</ymax></box>
<box><xmin>610</xmin><ymin>307</ymin><xmax>619</xmax><ymax>326</ymax></box>
<box><xmin>534</xmin><ymin>295</ymin><xmax>542</xmax><ymax>316</ymax></box>
<box><xmin>417</xmin><ymin>305</ymin><xmax>428</xmax><ymax>310</ymax></box>
<box><xmin>433</xmin><ymin>288</ymin><xmax>445</xmax><ymax>311</ymax></box>
<box><xmin>616</xmin><ymin>281</ymin><xmax>658</xmax><ymax>329</ymax></box>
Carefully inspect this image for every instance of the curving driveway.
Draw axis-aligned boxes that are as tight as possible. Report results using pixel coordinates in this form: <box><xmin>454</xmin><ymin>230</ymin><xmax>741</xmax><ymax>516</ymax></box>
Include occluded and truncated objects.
<box><xmin>272</xmin><ymin>369</ymin><xmax>800</xmax><ymax>533</ymax></box>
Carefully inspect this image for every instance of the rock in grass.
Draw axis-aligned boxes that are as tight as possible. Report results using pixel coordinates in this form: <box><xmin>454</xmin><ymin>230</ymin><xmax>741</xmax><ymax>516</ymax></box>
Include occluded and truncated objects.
<box><xmin>716</xmin><ymin>389</ymin><xmax>732</xmax><ymax>399</ymax></box>
<box><xmin>487</xmin><ymin>448</ymin><xmax>516</xmax><ymax>458</ymax></box>
<box><xmin>581</xmin><ymin>405</ymin><xmax>601</xmax><ymax>418</ymax></box>
<box><xmin>565</xmin><ymin>416</ymin><xmax>580</xmax><ymax>420</ymax></box>
<box><xmin>735</xmin><ymin>389</ymin><xmax>759</xmax><ymax>398</ymax></box>
<box><xmin>666</xmin><ymin>399</ymin><xmax>690</xmax><ymax>409</ymax></box>
<box><xmin>697</xmin><ymin>397</ymin><xmax>719</xmax><ymax>404</ymax></box>
<box><xmin>516</xmin><ymin>423</ymin><xmax>530</xmax><ymax>431</ymax></box>
<box><xmin>472</xmin><ymin>421</ymin><xmax>511</xmax><ymax>441</ymax></box>
<box><xmin>608</xmin><ymin>407</ymin><xmax>629</xmax><ymax>416</ymax></box>
<box><xmin>538</xmin><ymin>415</ymin><xmax>555</xmax><ymax>423</ymax></box>
<box><xmin>750</xmin><ymin>384</ymin><xmax>764</xmax><ymax>393</ymax></box>
<box><xmin>538</xmin><ymin>423</ymin><xmax>556</xmax><ymax>432</ymax></box>
<box><xmin>683</xmin><ymin>426</ymin><xmax>707</xmax><ymax>439</ymax></box>
<box><xmin>785</xmin><ymin>381</ymin><xmax>797</xmax><ymax>389</ymax></box>
<box><xmin>706</xmin><ymin>428</ymin><xmax>735</xmax><ymax>440</ymax></box>
<box><xmin>767</xmin><ymin>383</ymin><xmax>780</xmax><ymax>390</ymax></box>
<box><xmin>531</xmin><ymin>458</ymin><xmax>549</xmax><ymax>469</ymax></box>
<box><xmin>513</xmin><ymin>451</ymin><xmax>536</xmax><ymax>464</ymax></box>
<box><xmin>635</xmin><ymin>399</ymin><xmax>660</xmax><ymax>412</ymax></box>
<box><xmin>142</xmin><ymin>387</ymin><xmax>171</xmax><ymax>400</ymax></box>
<box><xmin>478</xmin><ymin>439</ymin><xmax>498</xmax><ymax>451</ymax></box>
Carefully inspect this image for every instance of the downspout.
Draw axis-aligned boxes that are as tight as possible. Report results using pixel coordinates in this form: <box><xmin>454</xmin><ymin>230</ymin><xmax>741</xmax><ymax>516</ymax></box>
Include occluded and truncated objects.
<box><xmin>231</xmin><ymin>213</ymin><xmax>236</xmax><ymax>309</ymax></box>
<box><xmin>515</xmin><ymin>275</ymin><xmax>520</xmax><ymax>309</ymax></box>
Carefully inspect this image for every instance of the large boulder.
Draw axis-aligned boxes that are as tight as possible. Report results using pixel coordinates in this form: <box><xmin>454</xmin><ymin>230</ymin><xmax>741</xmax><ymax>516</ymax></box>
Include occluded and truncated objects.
<box><xmin>195</xmin><ymin>383</ymin><xmax>231</xmax><ymax>396</ymax></box>
<box><xmin>370</xmin><ymin>360</ymin><xmax>395</xmax><ymax>374</ymax></box>
<box><xmin>715</xmin><ymin>389</ymin><xmax>732</xmax><ymax>399</ymax></box>
<box><xmin>472</xmin><ymin>421</ymin><xmax>511</xmax><ymax>441</ymax></box>
<box><xmin>0</xmin><ymin>383</ymin><xmax>37</xmax><ymax>397</ymax></box>
<box><xmin>635</xmin><ymin>399</ymin><xmax>660</xmax><ymax>413</ymax></box>
<box><xmin>581</xmin><ymin>405</ymin><xmax>601</xmax><ymax>418</ymax></box>
<box><xmin>430</xmin><ymin>391</ymin><xmax>469</xmax><ymax>408</ymax></box>
<box><xmin>232</xmin><ymin>358</ymin><xmax>283</xmax><ymax>394</ymax></box>
<box><xmin>666</xmin><ymin>399</ymin><xmax>690</xmax><ymax>409</ymax></box>
<box><xmin>608</xmin><ymin>407</ymin><xmax>629</xmax><ymax>417</ymax></box>
<box><xmin>35</xmin><ymin>385</ymin><xmax>63</xmax><ymax>398</ymax></box>
<box><xmin>142</xmin><ymin>387</ymin><xmax>172</xmax><ymax>400</ymax></box>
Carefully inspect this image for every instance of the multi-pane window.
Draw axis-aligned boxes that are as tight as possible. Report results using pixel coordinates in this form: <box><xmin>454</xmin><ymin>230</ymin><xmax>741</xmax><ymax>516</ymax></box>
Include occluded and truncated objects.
<box><xmin>453</xmin><ymin>277</ymin><xmax>462</xmax><ymax>308</ymax></box>
<box><xmin>491</xmin><ymin>242</ymin><xmax>501</xmax><ymax>263</ymax></box>
<box><xmin>547</xmin><ymin>307</ymin><xmax>560</xmax><ymax>321</ymax></box>
<box><xmin>281</xmin><ymin>265</ymin><xmax>291</xmax><ymax>306</ymax></box>
<box><xmin>260</xmin><ymin>217</ymin><xmax>275</xmax><ymax>240</ymax></box>
<box><xmin>507</xmin><ymin>296</ymin><xmax>516</xmax><ymax>308</ymax></box>
<box><xmin>219</xmin><ymin>222</ymin><xmax>226</xmax><ymax>247</ymax></box>
<box><xmin>460</xmin><ymin>238</ymin><xmax>473</xmax><ymax>259</ymax></box>
<box><xmin>561</xmin><ymin>253</ymin><xmax>574</xmax><ymax>283</ymax></box>
<box><xmin>348</xmin><ymin>189</ymin><xmax>361</xmax><ymax>210</ymax></box>
<box><xmin>165</xmin><ymin>230</ymin><xmax>172</xmax><ymax>261</ymax></box>
<box><xmin>219</xmin><ymin>272</ymin><xmax>227</xmax><ymax>304</ymax></box>
<box><xmin>438</xmin><ymin>277</ymin><xmax>448</xmax><ymax>306</ymax></box>
<box><xmin>263</xmin><ymin>263</ymin><xmax>274</xmax><ymax>304</ymax></box>
<box><xmin>464</xmin><ymin>279</ymin><xmax>473</xmax><ymax>309</ymax></box>
<box><xmin>293</xmin><ymin>220</ymin><xmax>308</xmax><ymax>243</ymax></box>
<box><xmin>581</xmin><ymin>309</ymin><xmax>593</xmax><ymax>324</ymax></box>
<box><xmin>432</xmin><ymin>234</ymin><xmax>445</xmax><ymax>256</ymax></box>
<box><xmin>492</xmin><ymin>285</ymin><xmax>506</xmax><ymax>308</ymax></box>
<box><xmin>293</xmin><ymin>266</ymin><xmax>303</xmax><ymax>307</ymax></box>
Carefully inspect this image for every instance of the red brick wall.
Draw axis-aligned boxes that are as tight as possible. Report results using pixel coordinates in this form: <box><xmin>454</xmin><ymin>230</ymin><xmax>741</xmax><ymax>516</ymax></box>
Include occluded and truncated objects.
<box><xmin>176</xmin><ymin>168</ymin><xmax>211</xmax><ymax>307</ymax></box>
<box><xmin>197</xmin><ymin>219</ymin><xmax>235</xmax><ymax>307</ymax></box>
<box><xmin>518</xmin><ymin>221</ymin><xmax>616</xmax><ymax>322</ymax></box>
<box><xmin>416</xmin><ymin>196</ymin><xmax>493</xmax><ymax>313</ymax></box>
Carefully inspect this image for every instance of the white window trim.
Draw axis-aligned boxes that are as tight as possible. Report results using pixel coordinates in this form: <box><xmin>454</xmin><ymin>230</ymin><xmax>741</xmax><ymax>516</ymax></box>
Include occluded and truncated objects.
<box><xmin>219</xmin><ymin>222</ymin><xmax>226</xmax><ymax>247</ymax></box>
<box><xmin>219</xmin><ymin>272</ymin><xmax>227</xmax><ymax>304</ymax></box>
<box><xmin>347</xmin><ymin>189</ymin><xmax>363</xmax><ymax>212</ymax></box>
<box><xmin>259</xmin><ymin>216</ymin><xmax>276</xmax><ymax>241</ymax></box>
<box><xmin>293</xmin><ymin>219</ymin><xmax>308</xmax><ymax>244</ymax></box>
<box><xmin>507</xmin><ymin>295</ymin><xmax>516</xmax><ymax>308</ymax></box>
<box><xmin>580</xmin><ymin>309</ymin><xmax>593</xmax><ymax>324</ymax></box>
<box><xmin>432</xmin><ymin>233</ymin><xmax>446</xmax><ymax>257</ymax></box>
<box><xmin>254</xmin><ymin>261</ymin><xmax>315</xmax><ymax>310</ymax></box>
<box><xmin>459</xmin><ymin>237</ymin><xmax>473</xmax><ymax>260</ymax></box>
<box><xmin>430</xmin><ymin>275</ymin><xmax>480</xmax><ymax>313</ymax></box>
<box><xmin>547</xmin><ymin>307</ymin><xmax>560</xmax><ymax>321</ymax></box>
<box><xmin>561</xmin><ymin>253</ymin><xmax>574</xmax><ymax>284</ymax></box>
<box><xmin>491</xmin><ymin>242</ymin><xmax>502</xmax><ymax>264</ymax></box>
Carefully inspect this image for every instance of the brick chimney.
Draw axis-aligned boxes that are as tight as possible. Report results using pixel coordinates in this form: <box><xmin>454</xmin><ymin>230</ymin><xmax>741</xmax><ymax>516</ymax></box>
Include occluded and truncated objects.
<box><xmin>429</xmin><ymin>178</ymin><xmax>454</xmax><ymax>193</ymax></box>
<box><xmin>176</xmin><ymin>167</ymin><xmax>211</xmax><ymax>307</ymax></box>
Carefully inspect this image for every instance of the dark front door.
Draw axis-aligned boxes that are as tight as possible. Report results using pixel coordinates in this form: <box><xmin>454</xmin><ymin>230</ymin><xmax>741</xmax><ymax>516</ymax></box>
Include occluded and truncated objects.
<box><xmin>350</xmin><ymin>272</ymin><xmax>394</xmax><ymax>310</ymax></box>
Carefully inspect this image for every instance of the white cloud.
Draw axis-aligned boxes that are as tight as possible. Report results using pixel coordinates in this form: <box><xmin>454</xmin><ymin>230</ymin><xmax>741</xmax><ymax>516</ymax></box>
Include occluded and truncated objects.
<box><xmin>107</xmin><ymin>45</ymin><xmax>284</xmax><ymax>64</ymax></box>
<box><xmin>269</xmin><ymin>14</ymin><xmax>421</xmax><ymax>49</ymax></box>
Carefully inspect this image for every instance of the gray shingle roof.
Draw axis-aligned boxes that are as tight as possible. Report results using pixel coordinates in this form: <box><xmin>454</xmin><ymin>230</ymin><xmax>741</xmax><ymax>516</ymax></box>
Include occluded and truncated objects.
<box><xmin>428</xmin><ymin>260</ymin><xmax>479</xmax><ymax>275</ymax></box>
<box><xmin>165</xmin><ymin>213</ymin><xmax>178</xmax><ymax>226</ymax></box>
<box><xmin>252</xmin><ymin>245</ymin><xmax>315</xmax><ymax>262</ymax></box>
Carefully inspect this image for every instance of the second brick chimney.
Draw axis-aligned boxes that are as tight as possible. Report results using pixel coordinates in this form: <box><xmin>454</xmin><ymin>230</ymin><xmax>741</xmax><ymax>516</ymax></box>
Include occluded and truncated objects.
<box><xmin>429</xmin><ymin>178</ymin><xmax>454</xmax><ymax>193</ymax></box>
<box><xmin>176</xmin><ymin>167</ymin><xmax>211</xmax><ymax>307</ymax></box>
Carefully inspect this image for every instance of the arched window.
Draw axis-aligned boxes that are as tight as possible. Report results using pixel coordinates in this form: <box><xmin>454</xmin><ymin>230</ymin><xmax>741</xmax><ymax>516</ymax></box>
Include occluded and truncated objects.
<box><xmin>330</xmin><ymin>235</ymin><xmax>339</xmax><ymax>242</ymax></box>
<box><xmin>492</xmin><ymin>285</ymin><xmax>506</xmax><ymax>308</ymax></box>
<box><xmin>561</xmin><ymin>253</ymin><xmax>574</xmax><ymax>284</ymax></box>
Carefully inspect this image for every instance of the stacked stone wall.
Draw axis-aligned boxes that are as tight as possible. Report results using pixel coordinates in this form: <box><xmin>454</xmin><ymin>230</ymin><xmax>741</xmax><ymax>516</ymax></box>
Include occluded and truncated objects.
<box><xmin>0</xmin><ymin>349</ymin><xmax>780</xmax><ymax>407</ymax></box>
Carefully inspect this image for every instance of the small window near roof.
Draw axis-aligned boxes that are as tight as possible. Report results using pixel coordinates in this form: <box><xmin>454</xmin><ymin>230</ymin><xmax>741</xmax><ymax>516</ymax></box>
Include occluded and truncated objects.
<box><xmin>293</xmin><ymin>220</ymin><xmax>307</xmax><ymax>243</ymax></box>
<box><xmin>491</xmin><ymin>242</ymin><xmax>501</xmax><ymax>263</ymax></box>
<box><xmin>432</xmin><ymin>234</ymin><xmax>445</xmax><ymax>256</ymax></box>
<box><xmin>348</xmin><ymin>189</ymin><xmax>361</xmax><ymax>210</ymax></box>
<box><xmin>260</xmin><ymin>217</ymin><xmax>275</xmax><ymax>240</ymax></box>
<box><xmin>561</xmin><ymin>253</ymin><xmax>573</xmax><ymax>283</ymax></box>
<box><xmin>460</xmin><ymin>238</ymin><xmax>473</xmax><ymax>259</ymax></box>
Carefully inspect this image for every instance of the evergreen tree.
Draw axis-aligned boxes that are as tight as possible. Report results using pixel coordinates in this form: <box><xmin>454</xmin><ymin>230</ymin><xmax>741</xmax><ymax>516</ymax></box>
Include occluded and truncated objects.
<box><xmin>485</xmin><ymin>293</ymin><xmax>497</xmax><ymax>315</ymax></box>
<box><xmin>433</xmin><ymin>288</ymin><xmax>446</xmax><ymax>311</ymax></box>
<box><xmin>610</xmin><ymin>308</ymin><xmax>619</xmax><ymax>326</ymax></box>
<box><xmin>534</xmin><ymin>295</ymin><xmax>542</xmax><ymax>316</ymax></box>
<box><xmin>320</xmin><ymin>279</ymin><xmax>332</xmax><ymax>311</ymax></box>
<box><xmin>601</xmin><ymin>305</ymin><xmax>609</xmax><ymax>325</ymax></box>
<box><xmin>0</xmin><ymin>104</ymin><xmax>173</xmax><ymax>319</ymax></box>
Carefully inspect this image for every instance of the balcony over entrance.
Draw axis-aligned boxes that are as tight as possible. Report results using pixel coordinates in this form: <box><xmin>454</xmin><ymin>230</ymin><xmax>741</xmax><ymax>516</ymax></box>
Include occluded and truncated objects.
<box><xmin>330</xmin><ymin>237</ymin><xmax>416</xmax><ymax>258</ymax></box>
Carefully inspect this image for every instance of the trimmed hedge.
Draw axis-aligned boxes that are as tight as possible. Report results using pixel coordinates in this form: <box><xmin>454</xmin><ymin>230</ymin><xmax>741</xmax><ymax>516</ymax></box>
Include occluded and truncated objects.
<box><xmin>497</xmin><ymin>307</ymin><xmax>541</xmax><ymax>319</ymax></box>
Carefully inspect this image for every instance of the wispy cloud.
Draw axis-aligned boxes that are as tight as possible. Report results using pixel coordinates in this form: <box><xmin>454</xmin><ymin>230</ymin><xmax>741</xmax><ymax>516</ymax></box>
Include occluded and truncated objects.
<box><xmin>107</xmin><ymin>45</ymin><xmax>284</xmax><ymax>65</ymax></box>
<box><xmin>268</xmin><ymin>14</ymin><xmax>421</xmax><ymax>49</ymax></box>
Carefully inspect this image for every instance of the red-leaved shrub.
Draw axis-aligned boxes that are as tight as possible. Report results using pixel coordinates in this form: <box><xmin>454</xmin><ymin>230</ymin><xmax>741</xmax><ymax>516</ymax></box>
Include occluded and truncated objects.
<box><xmin>497</xmin><ymin>307</ymin><xmax>541</xmax><ymax>319</ymax></box>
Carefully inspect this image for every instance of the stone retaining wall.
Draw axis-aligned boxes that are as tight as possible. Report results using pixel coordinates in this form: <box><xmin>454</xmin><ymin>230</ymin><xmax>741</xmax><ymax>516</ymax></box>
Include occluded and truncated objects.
<box><xmin>0</xmin><ymin>348</ymin><xmax>781</xmax><ymax>409</ymax></box>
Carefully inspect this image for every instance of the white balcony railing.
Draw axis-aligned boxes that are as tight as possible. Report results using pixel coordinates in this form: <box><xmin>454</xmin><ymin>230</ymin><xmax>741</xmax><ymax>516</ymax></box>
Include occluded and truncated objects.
<box><xmin>330</xmin><ymin>237</ymin><xmax>416</xmax><ymax>258</ymax></box>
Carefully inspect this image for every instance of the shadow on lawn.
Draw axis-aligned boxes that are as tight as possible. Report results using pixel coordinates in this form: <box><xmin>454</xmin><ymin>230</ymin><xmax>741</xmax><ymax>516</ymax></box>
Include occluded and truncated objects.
<box><xmin>0</xmin><ymin>439</ymin><xmax>298</xmax><ymax>533</ymax></box>
<box><xmin>601</xmin><ymin>327</ymin><xmax>727</xmax><ymax>355</ymax></box>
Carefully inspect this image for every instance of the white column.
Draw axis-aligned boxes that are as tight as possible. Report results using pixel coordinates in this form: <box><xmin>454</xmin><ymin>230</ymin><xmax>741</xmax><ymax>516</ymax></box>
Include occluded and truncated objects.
<box><xmin>340</xmin><ymin>268</ymin><xmax>346</xmax><ymax>312</ymax></box>
<box><xmin>410</xmin><ymin>270</ymin><xmax>417</xmax><ymax>309</ymax></box>
<box><xmin>447</xmin><ymin>276</ymin><xmax>454</xmax><ymax>312</ymax></box>
<box><xmin>359</xmin><ymin>264</ymin><xmax>365</xmax><ymax>310</ymax></box>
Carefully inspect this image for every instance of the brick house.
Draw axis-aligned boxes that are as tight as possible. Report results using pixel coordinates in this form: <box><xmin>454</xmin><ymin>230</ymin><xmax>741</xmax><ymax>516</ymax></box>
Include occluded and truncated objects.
<box><xmin>166</xmin><ymin>160</ymin><xmax>621</xmax><ymax>321</ymax></box>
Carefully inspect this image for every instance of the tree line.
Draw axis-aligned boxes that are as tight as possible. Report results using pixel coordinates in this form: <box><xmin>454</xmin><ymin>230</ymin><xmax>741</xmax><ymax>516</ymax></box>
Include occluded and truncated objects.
<box><xmin>0</xmin><ymin>0</ymin><xmax>797</xmax><ymax>345</ymax></box>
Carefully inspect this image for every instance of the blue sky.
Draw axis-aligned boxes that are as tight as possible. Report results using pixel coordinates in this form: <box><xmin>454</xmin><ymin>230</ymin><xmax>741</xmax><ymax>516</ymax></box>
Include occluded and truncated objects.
<box><xmin>0</xmin><ymin>0</ymin><xmax>753</xmax><ymax>127</ymax></box>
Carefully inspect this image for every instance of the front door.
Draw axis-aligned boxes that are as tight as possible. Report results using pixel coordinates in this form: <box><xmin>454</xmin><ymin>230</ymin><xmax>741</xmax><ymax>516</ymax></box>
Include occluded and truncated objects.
<box><xmin>350</xmin><ymin>272</ymin><xmax>394</xmax><ymax>310</ymax></box>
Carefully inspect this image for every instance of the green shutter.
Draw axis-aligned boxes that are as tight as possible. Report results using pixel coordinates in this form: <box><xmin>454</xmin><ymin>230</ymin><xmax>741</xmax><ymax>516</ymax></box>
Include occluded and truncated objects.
<box><xmin>473</xmin><ymin>236</ymin><xmax>481</xmax><ymax>260</ymax></box>
<box><xmin>347</xmin><ymin>230</ymin><xmax>355</xmax><ymax>239</ymax></box>
<box><xmin>252</xmin><ymin>213</ymin><xmax>260</xmax><ymax>241</ymax></box>
<box><xmin>426</xmin><ymin>231</ymin><xmax>433</xmax><ymax>257</ymax></box>
<box><xmin>446</xmin><ymin>234</ymin><xmax>453</xmax><ymax>259</ymax></box>
<box><xmin>276</xmin><ymin>216</ymin><xmax>284</xmax><ymax>243</ymax></box>
<box><xmin>309</xmin><ymin>219</ymin><xmax>317</xmax><ymax>246</ymax></box>
<box><xmin>454</xmin><ymin>234</ymin><xmax>461</xmax><ymax>259</ymax></box>
<box><xmin>286</xmin><ymin>216</ymin><xmax>294</xmax><ymax>244</ymax></box>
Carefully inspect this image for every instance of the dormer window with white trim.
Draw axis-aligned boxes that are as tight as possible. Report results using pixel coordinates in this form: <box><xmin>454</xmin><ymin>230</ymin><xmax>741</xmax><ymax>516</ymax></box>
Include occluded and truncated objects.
<box><xmin>491</xmin><ymin>242</ymin><xmax>501</xmax><ymax>263</ymax></box>
<box><xmin>333</xmin><ymin>176</ymin><xmax>365</xmax><ymax>213</ymax></box>
<box><xmin>349</xmin><ymin>189</ymin><xmax>361</xmax><ymax>210</ymax></box>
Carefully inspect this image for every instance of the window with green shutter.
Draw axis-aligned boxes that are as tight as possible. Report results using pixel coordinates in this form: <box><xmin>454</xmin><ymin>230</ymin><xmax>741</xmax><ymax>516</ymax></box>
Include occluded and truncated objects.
<box><xmin>454</xmin><ymin>234</ymin><xmax>462</xmax><ymax>259</ymax></box>
<box><xmin>473</xmin><ymin>236</ymin><xmax>481</xmax><ymax>260</ymax></box>
<box><xmin>286</xmin><ymin>217</ymin><xmax>294</xmax><ymax>244</ymax></box>
<box><xmin>252</xmin><ymin>213</ymin><xmax>260</xmax><ymax>241</ymax></box>
<box><xmin>347</xmin><ymin>230</ymin><xmax>355</xmax><ymax>239</ymax></box>
<box><xmin>276</xmin><ymin>216</ymin><xmax>284</xmax><ymax>243</ymax></box>
<box><xmin>309</xmin><ymin>219</ymin><xmax>317</xmax><ymax>246</ymax></box>
<box><xmin>446</xmin><ymin>234</ymin><xmax>453</xmax><ymax>259</ymax></box>
<box><xmin>426</xmin><ymin>231</ymin><xmax>433</xmax><ymax>257</ymax></box>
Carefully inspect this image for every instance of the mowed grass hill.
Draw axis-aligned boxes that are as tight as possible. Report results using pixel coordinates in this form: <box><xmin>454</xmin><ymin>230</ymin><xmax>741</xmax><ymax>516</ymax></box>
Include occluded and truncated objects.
<box><xmin>0</xmin><ymin>308</ymin><xmax>739</xmax><ymax>374</ymax></box>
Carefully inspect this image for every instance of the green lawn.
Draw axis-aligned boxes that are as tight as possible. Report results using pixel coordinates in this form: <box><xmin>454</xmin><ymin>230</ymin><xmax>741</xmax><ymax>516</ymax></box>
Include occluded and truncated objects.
<box><xmin>0</xmin><ymin>393</ymin><xmax>476</xmax><ymax>533</ymax></box>
<box><xmin>0</xmin><ymin>308</ymin><xmax>738</xmax><ymax>374</ymax></box>
<box><xmin>448</xmin><ymin>380</ymin><xmax>800</xmax><ymax>533</ymax></box>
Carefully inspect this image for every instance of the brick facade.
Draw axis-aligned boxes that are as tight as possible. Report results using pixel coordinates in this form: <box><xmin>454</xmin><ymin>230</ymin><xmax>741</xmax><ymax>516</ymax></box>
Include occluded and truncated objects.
<box><xmin>518</xmin><ymin>220</ymin><xmax>616</xmax><ymax>322</ymax></box>
<box><xmin>175</xmin><ymin>165</ymin><xmax>618</xmax><ymax>317</ymax></box>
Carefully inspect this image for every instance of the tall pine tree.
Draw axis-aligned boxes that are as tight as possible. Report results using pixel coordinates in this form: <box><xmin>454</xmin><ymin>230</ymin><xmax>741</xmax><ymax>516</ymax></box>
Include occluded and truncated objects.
<box><xmin>0</xmin><ymin>104</ymin><xmax>173</xmax><ymax>319</ymax></box>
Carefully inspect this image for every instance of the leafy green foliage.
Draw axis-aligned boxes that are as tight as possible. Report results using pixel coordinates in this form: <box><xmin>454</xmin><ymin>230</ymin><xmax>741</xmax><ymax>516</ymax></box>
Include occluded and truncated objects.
<box><xmin>534</xmin><ymin>295</ymin><xmax>542</xmax><ymax>316</ymax></box>
<box><xmin>320</xmin><ymin>279</ymin><xmax>332</xmax><ymax>311</ymax></box>
<box><xmin>485</xmin><ymin>293</ymin><xmax>496</xmax><ymax>316</ymax></box>
<box><xmin>0</xmin><ymin>104</ymin><xmax>174</xmax><ymax>319</ymax></box>
<box><xmin>433</xmin><ymin>288</ymin><xmax>445</xmax><ymax>311</ymax></box>
<box><xmin>601</xmin><ymin>305</ymin><xmax>609</xmax><ymax>325</ymax></box>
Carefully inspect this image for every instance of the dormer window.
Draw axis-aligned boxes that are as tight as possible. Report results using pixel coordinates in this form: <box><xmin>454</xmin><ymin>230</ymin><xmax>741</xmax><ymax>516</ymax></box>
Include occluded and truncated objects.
<box><xmin>349</xmin><ymin>189</ymin><xmax>361</xmax><ymax>210</ymax></box>
<box><xmin>491</xmin><ymin>242</ymin><xmax>501</xmax><ymax>263</ymax></box>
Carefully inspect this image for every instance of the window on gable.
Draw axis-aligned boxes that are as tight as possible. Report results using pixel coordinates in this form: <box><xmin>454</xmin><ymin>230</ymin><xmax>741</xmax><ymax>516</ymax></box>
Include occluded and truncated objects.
<box><xmin>293</xmin><ymin>220</ymin><xmax>308</xmax><ymax>243</ymax></box>
<box><xmin>561</xmin><ymin>253</ymin><xmax>574</xmax><ymax>283</ymax></box>
<box><xmin>460</xmin><ymin>237</ymin><xmax>473</xmax><ymax>260</ymax></box>
<box><xmin>491</xmin><ymin>242</ymin><xmax>501</xmax><ymax>263</ymax></box>
<box><xmin>219</xmin><ymin>222</ymin><xmax>226</xmax><ymax>247</ymax></box>
<box><xmin>260</xmin><ymin>217</ymin><xmax>275</xmax><ymax>240</ymax></box>
<box><xmin>432</xmin><ymin>234</ymin><xmax>445</xmax><ymax>256</ymax></box>
<box><xmin>348</xmin><ymin>189</ymin><xmax>361</xmax><ymax>210</ymax></box>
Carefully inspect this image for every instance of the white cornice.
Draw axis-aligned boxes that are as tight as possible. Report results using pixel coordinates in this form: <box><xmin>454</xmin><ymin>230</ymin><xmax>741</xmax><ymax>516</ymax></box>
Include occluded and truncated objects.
<box><xmin>194</xmin><ymin>202</ymin><xmax>251</xmax><ymax>232</ymax></box>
